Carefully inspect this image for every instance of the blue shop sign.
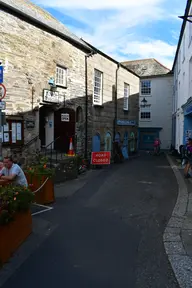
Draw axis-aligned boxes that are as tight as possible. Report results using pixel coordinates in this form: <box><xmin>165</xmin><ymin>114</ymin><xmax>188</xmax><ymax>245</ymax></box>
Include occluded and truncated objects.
<box><xmin>117</xmin><ymin>119</ymin><xmax>136</xmax><ymax>126</ymax></box>
<box><xmin>0</xmin><ymin>66</ymin><xmax>3</xmax><ymax>84</ymax></box>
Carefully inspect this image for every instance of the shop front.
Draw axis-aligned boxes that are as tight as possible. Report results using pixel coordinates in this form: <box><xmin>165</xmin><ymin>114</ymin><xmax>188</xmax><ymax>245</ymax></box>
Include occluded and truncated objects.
<box><xmin>182</xmin><ymin>98</ymin><xmax>192</xmax><ymax>145</ymax></box>
<box><xmin>116</xmin><ymin>119</ymin><xmax>138</xmax><ymax>156</ymax></box>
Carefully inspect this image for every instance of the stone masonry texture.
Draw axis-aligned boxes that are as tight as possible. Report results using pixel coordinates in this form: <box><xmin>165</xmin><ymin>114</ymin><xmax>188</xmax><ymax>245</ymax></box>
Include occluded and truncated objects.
<box><xmin>0</xmin><ymin>3</ymin><xmax>140</xmax><ymax>157</ymax></box>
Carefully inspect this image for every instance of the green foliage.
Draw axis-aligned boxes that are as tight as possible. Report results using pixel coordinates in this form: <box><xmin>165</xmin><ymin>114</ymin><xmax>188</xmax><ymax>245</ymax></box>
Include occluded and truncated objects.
<box><xmin>0</xmin><ymin>185</ymin><xmax>34</xmax><ymax>226</ymax></box>
<box><xmin>24</xmin><ymin>156</ymin><xmax>55</xmax><ymax>184</ymax></box>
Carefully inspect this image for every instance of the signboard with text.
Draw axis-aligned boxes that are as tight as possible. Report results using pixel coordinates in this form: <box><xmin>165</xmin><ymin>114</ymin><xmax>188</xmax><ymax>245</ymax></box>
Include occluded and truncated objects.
<box><xmin>61</xmin><ymin>113</ymin><xmax>69</xmax><ymax>122</ymax></box>
<box><xmin>0</xmin><ymin>66</ymin><xmax>3</xmax><ymax>84</ymax></box>
<box><xmin>0</xmin><ymin>101</ymin><xmax>6</xmax><ymax>110</ymax></box>
<box><xmin>91</xmin><ymin>152</ymin><xmax>111</xmax><ymax>165</ymax></box>
<box><xmin>0</xmin><ymin>84</ymin><xmax>6</xmax><ymax>100</ymax></box>
<box><xmin>43</xmin><ymin>89</ymin><xmax>64</xmax><ymax>104</ymax></box>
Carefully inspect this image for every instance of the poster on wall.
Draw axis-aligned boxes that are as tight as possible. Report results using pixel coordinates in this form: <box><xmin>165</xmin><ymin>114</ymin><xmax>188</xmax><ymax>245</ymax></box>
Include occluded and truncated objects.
<box><xmin>3</xmin><ymin>123</ymin><xmax>9</xmax><ymax>132</ymax></box>
<box><xmin>16</xmin><ymin>123</ymin><xmax>22</xmax><ymax>140</ymax></box>
<box><xmin>4</xmin><ymin>133</ymin><xmax>9</xmax><ymax>143</ymax></box>
<box><xmin>12</xmin><ymin>123</ymin><xmax>16</xmax><ymax>143</ymax></box>
<box><xmin>61</xmin><ymin>113</ymin><xmax>69</xmax><ymax>122</ymax></box>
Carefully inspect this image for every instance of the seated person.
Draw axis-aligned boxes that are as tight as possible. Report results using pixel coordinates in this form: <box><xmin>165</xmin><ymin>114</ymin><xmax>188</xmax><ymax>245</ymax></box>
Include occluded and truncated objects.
<box><xmin>0</xmin><ymin>161</ymin><xmax>4</xmax><ymax>174</ymax></box>
<box><xmin>0</xmin><ymin>156</ymin><xmax>28</xmax><ymax>187</ymax></box>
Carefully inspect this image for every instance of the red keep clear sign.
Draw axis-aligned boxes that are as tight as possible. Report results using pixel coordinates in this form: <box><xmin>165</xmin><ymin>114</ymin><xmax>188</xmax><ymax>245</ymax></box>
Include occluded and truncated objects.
<box><xmin>91</xmin><ymin>152</ymin><xmax>111</xmax><ymax>165</ymax></box>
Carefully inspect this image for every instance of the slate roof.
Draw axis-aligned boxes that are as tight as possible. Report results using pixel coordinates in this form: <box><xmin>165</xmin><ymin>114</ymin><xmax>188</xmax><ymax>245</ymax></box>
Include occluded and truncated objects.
<box><xmin>0</xmin><ymin>0</ymin><xmax>92</xmax><ymax>51</ymax></box>
<box><xmin>122</xmin><ymin>58</ymin><xmax>170</xmax><ymax>77</ymax></box>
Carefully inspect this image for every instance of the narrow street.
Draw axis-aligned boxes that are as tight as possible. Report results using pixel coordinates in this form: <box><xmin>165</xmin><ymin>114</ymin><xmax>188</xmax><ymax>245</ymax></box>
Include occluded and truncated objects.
<box><xmin>2</xmin><ymin>153</ymin><xmax>180</xmax><ymax>288</ymax></box>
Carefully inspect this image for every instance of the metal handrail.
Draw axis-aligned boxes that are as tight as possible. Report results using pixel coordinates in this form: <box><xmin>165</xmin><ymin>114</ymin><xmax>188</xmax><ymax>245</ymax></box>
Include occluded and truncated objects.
<box><xmin>44</xmin><ymin>136</ymin><xmax>61</xmax><ymax>167</ymax></box>
<box><xmin>22</xmin><ymin>135</ymin><xmax>39</xmax><ymax>151</ymax></box>
<box><xmin>45</xmin><ymin>136</ymin><xmax>60</xmax><ymax>150</ymax></box>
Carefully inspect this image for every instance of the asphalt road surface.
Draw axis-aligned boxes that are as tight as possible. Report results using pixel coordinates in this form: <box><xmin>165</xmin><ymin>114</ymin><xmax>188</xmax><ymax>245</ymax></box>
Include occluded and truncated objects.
<box><xmin>2</xmin><ymin>153</ymin><xmax>180</xmax><ymax>288</ymax></box>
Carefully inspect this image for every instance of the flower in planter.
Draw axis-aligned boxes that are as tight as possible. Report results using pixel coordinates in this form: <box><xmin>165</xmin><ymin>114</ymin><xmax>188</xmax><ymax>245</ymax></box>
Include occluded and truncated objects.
<box><xmin>0</xmin><ymin>185</ymin><xmax>34</xmax><ymax>225</ymax></box>
<box><xmin>24</xmin><ymin>156</ymin><xmax>55</xmax><ymax>185</ymax></box>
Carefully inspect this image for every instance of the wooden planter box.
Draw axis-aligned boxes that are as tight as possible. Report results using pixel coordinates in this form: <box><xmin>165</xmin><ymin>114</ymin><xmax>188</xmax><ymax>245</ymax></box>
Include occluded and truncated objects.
<box><xmin>0</xmin><ymin>210</ymin><xmax>32</xmax><ymax>265</ymax></box>
<box><xmin>26</xmin><ymin>174</ymin><xmax>55</xmax><ymax>205</ymax></box>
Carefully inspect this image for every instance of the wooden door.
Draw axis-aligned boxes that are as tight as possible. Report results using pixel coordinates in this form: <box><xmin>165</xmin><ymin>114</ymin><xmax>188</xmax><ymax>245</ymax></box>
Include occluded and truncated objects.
<box><xmin>54</xmin><ymin>108</ymin><xmax>75</xmax><ymax>152</ymax></box>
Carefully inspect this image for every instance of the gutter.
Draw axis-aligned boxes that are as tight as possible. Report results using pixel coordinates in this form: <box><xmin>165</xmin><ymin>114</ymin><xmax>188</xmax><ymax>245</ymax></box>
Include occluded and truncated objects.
<box><xmin>172</xmin><ymin>0</ymin><xmax>191</xmax><ymax>71</ymax></box>
<box><xmin>113</xmin><ymin>63</ymin><xmax>120</xmax><ymax>141</ymax></box>
<box><xmin>84</xmin><ymin>51</ymin><xmax>97</xmax><ymax>159</ymax></box>
<box><xmin>0</xmin><ymin>1</ymin><xmax>92</xmax><ymax>53</ymax></box>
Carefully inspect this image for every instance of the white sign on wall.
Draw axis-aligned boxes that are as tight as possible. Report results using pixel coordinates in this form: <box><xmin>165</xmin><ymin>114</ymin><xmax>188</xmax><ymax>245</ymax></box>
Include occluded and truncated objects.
<box><xmin>61</xmin><ymin>113</ymin><xmax>69</xmax><ymax>122</ymax></box>
<box><xmin>43</xmin><ymin>89</ymin><xmax>64</xmax><ymax>104</ymax></box>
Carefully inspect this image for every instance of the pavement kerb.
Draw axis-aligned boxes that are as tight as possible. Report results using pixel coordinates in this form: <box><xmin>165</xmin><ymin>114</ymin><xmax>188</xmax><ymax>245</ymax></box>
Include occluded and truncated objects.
<box><xmin>165</xmin><ymin>154</ymin><xmax>192</xmax><ymax>288</ymax></box>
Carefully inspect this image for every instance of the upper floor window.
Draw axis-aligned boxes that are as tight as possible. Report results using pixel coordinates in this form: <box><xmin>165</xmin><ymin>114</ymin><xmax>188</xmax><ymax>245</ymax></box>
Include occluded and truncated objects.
<box><xmin>123</xmin><ymin>83</ymin><xmax>130</xmax><ymax>111</ymax></box>
<box><xmin>141</xmin><ymin>80</ymin><xmax>151</xmax><ymax>95</ymax></box>
<box><xmin>189</xmin><ymin>57</ymin><xmax>192</xmax><ymax>97</ymax></box>
<box><xmin>140</xmin><ymin>104</ymin><xmax>151</xmax><ymax>120</ymax></box>
<box><xmin>178</xmin><ymin>50</ymin><xmax>181</xmax><ymax>73</ymax></box>
<box><xmin>93</xmin><ymin>69</ymin><xmax>103</xmax><ymax>105</ymax></box>
<box><xmin>182</xmin><ymin>34</ymin><xmax>185</xmax><ymax>62</ymax></box>
<box><xmin>189</xmin><ymin>7</ymin><xmax>192</xmax><ymax>46</ymax></box>
<box><xmin>56</xmin><ymin>66</ymin><xmax>67</xmax><ymax>87</ymax></box>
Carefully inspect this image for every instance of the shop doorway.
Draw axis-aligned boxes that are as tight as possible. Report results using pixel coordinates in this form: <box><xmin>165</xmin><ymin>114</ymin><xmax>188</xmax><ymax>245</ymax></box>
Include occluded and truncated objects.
<box><xmin>54</xmin><ymin>108</ymin><xmax>75</xmax><ymax>152</ymax></box>
<box><xmin>92</xmin><ymin>133</ymin><xmax>100</xmax><ymax>152</ymax></box>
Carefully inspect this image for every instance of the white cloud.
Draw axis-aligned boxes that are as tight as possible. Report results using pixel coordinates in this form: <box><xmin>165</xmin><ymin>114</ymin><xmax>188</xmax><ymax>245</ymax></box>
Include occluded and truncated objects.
<box><xmin>33</xmin><ymin>0</ymin><xmax>186</xmax><ymax>69</ymax></box>
<box><xmin>34</xmin><ymin>0</ymin><xmax>165</xmax><ymax>10</ymax></box>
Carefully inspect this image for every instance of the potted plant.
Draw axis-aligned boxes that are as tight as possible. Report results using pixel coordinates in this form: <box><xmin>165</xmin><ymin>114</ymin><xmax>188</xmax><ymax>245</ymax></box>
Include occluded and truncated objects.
<box><xmin>25</xmin><ymin>157</ymin><xmax>55</xmax><ymax>205</ymax></box>
<box><xmin>0</xmin><ymin>185</ymin><xmax>34</xmax><ymax>265</ymax></box>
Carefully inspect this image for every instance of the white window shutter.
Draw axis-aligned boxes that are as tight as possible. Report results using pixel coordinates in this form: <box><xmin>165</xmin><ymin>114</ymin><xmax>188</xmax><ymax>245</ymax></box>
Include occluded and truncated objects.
<box><xmin>123</xmin><ymin>84</ymin><xmax>129</xmax><ymax>111</ymax></box>
<box><xmin>124</xmin><ymin>95</ymin><xmax>128</xmax><ymax>110</ymax></box>
<box><xmin>93</xmin><ymin>69</ymin><xmax>103</xmax><ymax>105</ymax></box>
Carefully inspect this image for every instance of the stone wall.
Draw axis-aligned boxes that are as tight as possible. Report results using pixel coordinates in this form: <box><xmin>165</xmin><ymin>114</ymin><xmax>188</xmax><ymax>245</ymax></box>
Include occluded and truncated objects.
<box><xmin>0</xmin><ymin>9</ymin><xmax>88</xmax><ymax>154</ymax></box>
<box><xmin>0</xmin><ymin>7</ymin><xmax>140</xmax><ymax>159</ymax></box>
<box><xmin>87</xmin><ymin>53</ymin><xmax>140</xmax><ymax>151</ymax></box>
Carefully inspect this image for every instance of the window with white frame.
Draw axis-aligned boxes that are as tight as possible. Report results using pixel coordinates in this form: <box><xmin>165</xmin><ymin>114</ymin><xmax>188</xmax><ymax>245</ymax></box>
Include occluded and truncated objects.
<box><xmin>189</xmin><ymin>57</ymin><xmax>192</xmax><ymax>97</ymax></box>
<box><xmin>123</xmin><ymin>83</ymin><xmax>130</xmax><ymax>110</ymax></box>
<box><xmin>178</xmin><ymin>50</ymin><xmax>181</xmax><ymax>73</ymax></box>
<box><xmin>93</xmin><ymin>69</ymin><xmax>103</xmax><ymax>105</ymax></box>
<box><xmin>141</xmin><ymin>80</ymin><xmax>151</xmax><ymax>95</ymax></box>
<box><xmin>140</xmin><ymin>104</ymin><xmax>151</xmax><ymax>120</ymax></box>
<box><xmin>182</xmin><ymin>34</ymin><xmax>185</xmax><ymax>62</ymax></box>
<box><xmin>189</xmin><ymin>7</ymin><xmax>192</xmax><ymax>46</ymax></box>
<box><xmin>55</xmin><ymin>66</ymin><xmax>67</xmax><ymax>87</ymax></box>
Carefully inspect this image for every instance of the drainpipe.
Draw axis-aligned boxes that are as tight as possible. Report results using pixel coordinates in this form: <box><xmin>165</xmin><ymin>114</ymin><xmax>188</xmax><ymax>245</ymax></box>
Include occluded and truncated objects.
<box><xmin>85</xmin><ymin>51</ymin><xmax>95</xmax><ymax>159</ymax></box>
<box><xmin>113</xmin><ymin>63</ymin><xmax>120</xmax><ymax>141</ymax></box>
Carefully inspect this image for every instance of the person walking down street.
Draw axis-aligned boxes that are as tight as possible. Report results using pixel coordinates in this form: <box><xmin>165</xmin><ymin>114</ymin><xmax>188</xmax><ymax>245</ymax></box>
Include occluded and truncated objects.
<box><xmin>153</xmin><ymin>138</ymin><xmax>161</xmax><ymax>155</ymax></box>
<box><xmin>184</xmin><ymin>138</ymin><xmax>192</xmax><ymax>178</ymax></box>
<box><xmin>0</xmin><ymin>156</ymin><xmax>28</xmax><ymax>187</ymax></box>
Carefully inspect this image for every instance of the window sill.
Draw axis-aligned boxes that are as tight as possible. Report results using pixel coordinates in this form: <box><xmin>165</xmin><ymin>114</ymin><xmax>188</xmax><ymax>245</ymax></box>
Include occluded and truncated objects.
<box><xmin>93</xmin><ymin>104</ymin><xmax>104</xmax><ymax>108</ymax></box>
<box><xmin>140</xmin><ymin>94</ymin><xmax>152</xmax><ymax>97</ymax></box>
<box><xmin>56</xmin><ymin>84</ymin><xmax>67</xmax><ymax>89</ymax></box>
<box><xmin>2</xmin><ymin>143</ymin><xmax>24</xmax><ymax>147</ymax></box>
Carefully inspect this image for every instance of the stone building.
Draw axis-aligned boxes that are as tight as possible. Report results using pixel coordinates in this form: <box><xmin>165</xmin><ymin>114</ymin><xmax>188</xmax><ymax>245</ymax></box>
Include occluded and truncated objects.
<box><xmin>172</xmin><ymin>0</ymin><xmax>192</xmax><ymax>151</ymax></box>
<box><xmin>83</xmin><ymin>42</ymin><xmax>140</xmax><ymax>155</ymax></box>
<box><xmin>0</xmin><ymin>0</ymin><xmax>140</xmax><ymax>159</ymax></box>
<box><xmin>123</xmin><ymin>59</ymin><xmax>173</xmax><ymax>150</ymax></box>
<box><xmin>0</xmin><ymin>0</ymin><xmax>93</xmax><ymax>157</ymax></box>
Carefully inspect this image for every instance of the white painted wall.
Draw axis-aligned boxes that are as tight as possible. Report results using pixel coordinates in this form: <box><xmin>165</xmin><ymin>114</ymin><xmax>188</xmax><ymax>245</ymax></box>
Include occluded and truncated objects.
<box><xmin>45</xmin><ymin>112</ymin><xmax>54</xmax><ymax>148</ymax></box>
<box><xmin>173</xmin><ymin>1</ymin><xmax>192</xmax><ymax>150</ymax></box>
<box><xmin>139</xmin><ymin>75</ymin><xmax>173</xmax><ymax>149</ymax></box>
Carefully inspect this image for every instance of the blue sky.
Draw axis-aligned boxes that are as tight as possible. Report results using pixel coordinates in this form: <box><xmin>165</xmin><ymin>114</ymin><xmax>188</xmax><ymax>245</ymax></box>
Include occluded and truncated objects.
<box><xmin>32</xmin><ymin>0</ymin><xmax>187</xmax><ymax>69</ymax></box>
